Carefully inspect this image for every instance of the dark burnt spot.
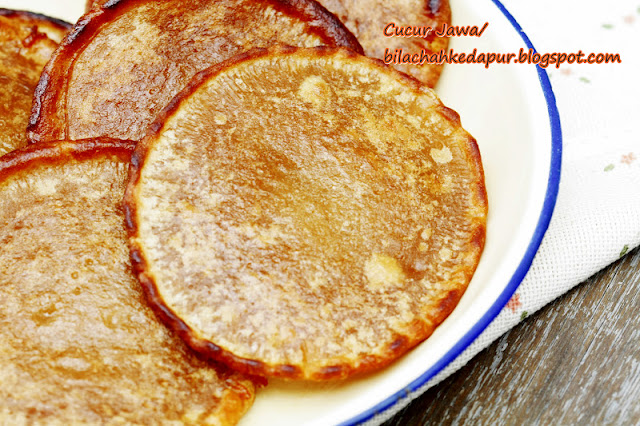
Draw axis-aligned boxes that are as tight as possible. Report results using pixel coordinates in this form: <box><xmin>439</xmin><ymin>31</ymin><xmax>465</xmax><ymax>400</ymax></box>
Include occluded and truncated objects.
<box><xmin>241</xmin><ymin>358</ymin><xmax>266</xmax><ymax>372</ymax></box>
<box><xmin>428</xmin><ymin>0</ymin><xmax>442</xmax><ymax>16</ymax></box>
<box><xmin>267</xmin><ymin>0</ymin><xmax>363</xmax><ymax>54</ymax></box>
<box><xmin>277</xmin><ymin>364</ymin><xmax>302</xmax><ymax>378</ymax></box>
<box><xmin>438</xmin><ymin>105</ymin><xmax>461</xmax><ymax>124</ymax></box>
<box><xmin>103</xmin><ymin>0</ymin><xmax>123</xmax><ymax>9</ymax></box>
<box><xmin>0</xmin><ymin>9</ymin><xmax>72</xmax><ymax>30</ymax></box>
<box><xmin>389</xmin><ymin>335</ymin><xmax>409</xmax><ymax>354</ymax></box>
<box><xmin>130</xmin><ymin>150</ymin><xmax>141</xmax><ymax>168</ymax></box>
<box><xmin>317</xmin><ymin>365</ymin><xmax>345</xmax><ymax>379</ymax></box>
<box><xmin>21</xmin><ymin>26</ymin><xmax>47</xmax><ymax>48</ymax></box>
<box><xmin>203</xmin><ymin>340</ymin><xmax>223</xmax><ymax>356</ymax></box>
<box><xmin>124</xmin><ymin>204</ymin><xmax>137</xmax><ymax>234</ymax></box>
<box><xmin>65</xmin><ymin>14</ymin><xmax>93</xmax><ymax>45</ymax></box>
<box><xmin>147</xmin><ymin>121</ymin><xmax>163</xmax><ymax>135</ymax></box>
<box><xmin>435</xmin><ymin>289</ymin><xmax>462</xmax><ymax>323</ymax></box>
<box><xmin>129</xmin><ymin>247</ymin><xmax>142</xmax><ymax>265</ymax></box>
<box><xmin>28</xmin><ymin>71</ymin><xmax>49</xmax><ymax>129</ymax></box>
<box><xmin>470</xmin><ymin>224</ymin><xmax>486</xmax><ymax>252</ymax></box>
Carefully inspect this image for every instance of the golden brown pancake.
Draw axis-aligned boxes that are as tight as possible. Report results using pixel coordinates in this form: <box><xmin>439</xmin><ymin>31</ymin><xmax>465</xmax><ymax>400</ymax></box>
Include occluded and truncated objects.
<box><xmin>0</xmin><ymin>139</ymin><xmax>256</xmax><ymax>424</ymax></box>
<box><xmin>318</xmin><ymin>0</ymin><xmax>450</xmax><ymax>87</ymax></box>
<box><xmin>0</xmin><ymin>9</ymin><xmax>70</xmax><ymax>43</ymax></box>
<box><xmin>125</xmin><ymin>46</ymin><xmax>487</xmax><ymax>381</ymax></box>
<box><xmin>27</xmin><ymin>0</ymin><xmax>362</xmax><ymax>143</ymax></box>
<box><xmin>0</xmin><ymin>9</ymin><xmax>70</xmax><ymax>157</ymax></box>
<box><xmin>83</xmin><ymin>0</ymin><xmax>450</xmax><ymax>87</ymax></box>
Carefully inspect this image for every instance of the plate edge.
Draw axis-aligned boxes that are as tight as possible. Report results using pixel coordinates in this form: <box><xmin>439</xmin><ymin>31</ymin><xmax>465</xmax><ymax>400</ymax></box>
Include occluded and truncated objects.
<box><xmin>342</xmin><ymin>1</ymin><xmax>563</xmax><ymax>424</ymax></box>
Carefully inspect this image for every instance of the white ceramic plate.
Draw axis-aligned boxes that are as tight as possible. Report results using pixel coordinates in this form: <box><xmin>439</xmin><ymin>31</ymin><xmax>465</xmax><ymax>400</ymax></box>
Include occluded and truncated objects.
<box><xmin>1</xmin><ymin>0</ymin><xmax>561</xmax><ymax>424</ymax></box>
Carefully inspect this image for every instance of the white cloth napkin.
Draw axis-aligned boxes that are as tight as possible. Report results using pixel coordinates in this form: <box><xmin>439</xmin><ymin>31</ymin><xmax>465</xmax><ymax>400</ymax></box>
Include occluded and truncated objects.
<box><xmin>371</xmin><ymin>0</ymin><xmax>640</xmax><ymax>423</ymax></box>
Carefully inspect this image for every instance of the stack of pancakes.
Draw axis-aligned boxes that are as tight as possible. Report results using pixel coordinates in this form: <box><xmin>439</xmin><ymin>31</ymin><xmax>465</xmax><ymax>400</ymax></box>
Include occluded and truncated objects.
<box><xmin>0</xmin><ymin>0</ymin><xmax>486</xmax><ymax>423</ymax></box>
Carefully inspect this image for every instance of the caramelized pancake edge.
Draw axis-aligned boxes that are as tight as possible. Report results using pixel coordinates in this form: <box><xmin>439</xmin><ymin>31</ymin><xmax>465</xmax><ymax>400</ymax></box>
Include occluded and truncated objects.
<box><xmin>0</xmin><ymin>8</ymin><xmax>72</xmax><ymax>42</ymax></box>
<box><xmin>26</xmin><ymin>0</ymin><xmax>363</xmax><ymax>144</ymax></box>
<box><xmin>0</xmin><ymin>10</ymin><xmax>71</xmax><ymax>156</ymax></box>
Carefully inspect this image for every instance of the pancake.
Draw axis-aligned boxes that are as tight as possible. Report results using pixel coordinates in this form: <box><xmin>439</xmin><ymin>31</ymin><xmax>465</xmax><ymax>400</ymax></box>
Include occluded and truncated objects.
<box><xmin>125</xmin><ymin>46</ymin><xmax>487</xmax><ymax>381</ymax></box>
<box><xmin>0</xmin><ymin>9</ymin><xmax>70</xmax><ymax>43</ymax></box>
<box><xmin>82</xmin><ymin>0</ymin><xmax>450</xmax><ymax>88</ymax></box>
<box><xmin>27</xmin><ymin>0</ymin><xmax>362</xmax><ymax>143</ymax></box>
<box><xmin>0</xmin><ymin>9</ymin><xmax>70</xmax><ymax>157</ymax></box>
<box><xmin>0</xmin><ymin>139</ymin><xmax>256</xmax><ymax>424</ymax></box>
<box><xmin>318</xmin><ymin>0</ymin><xmax>451</xmax><ymax>87</ymax></box>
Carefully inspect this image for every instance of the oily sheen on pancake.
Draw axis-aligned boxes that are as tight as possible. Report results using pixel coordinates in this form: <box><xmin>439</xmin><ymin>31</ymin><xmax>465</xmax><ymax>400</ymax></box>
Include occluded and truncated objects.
<box><xmin>126</xmin><ymin>46</ymin><xmax>487</xmax><ymax>381</ymax></box>
<box><xmin>0</xmin><ymin>140</ymin><xmax>255</xmax><ymax>424</ymax></box>
<box><xmin>318</xmin><ymin>0</ymin><xmax>451</xmax><ymax>87</ymax></box>
<box><xmin>0</xmin><ymin>9</ymin><xmax>69</xmax><ymax>42</ymax></box>
<box><xmin>83</xmin><ymin>0</ymin><xmax>450</xmax><ymax>88</ymax></box>
<box><xmin>27</xmin><ymin>0</ymin><xmax>362</xmax><ymax>143</ymax></box>
<box><xmin>0</xmin><ymin>9</ymin><xmax>69</xmax><ymax>156</ymax></box>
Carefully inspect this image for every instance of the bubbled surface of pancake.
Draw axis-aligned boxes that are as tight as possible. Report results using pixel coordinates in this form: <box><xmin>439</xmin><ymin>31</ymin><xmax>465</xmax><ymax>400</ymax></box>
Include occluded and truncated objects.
<box><xmin>0</xmin><ymin>141</ymin><xmax>255</xmax><ymax>424</ymax></box>
<box><xmin>27</xmin><ymin>0</ymin><xmax>362</xmax><ymax>143</ymax></box>
<box><xmin>127</xmin><ymin>47</ymin><xmax>487</xmax><ymax>381</ymax></box>
<box><xmin>318</xmin><ymin>0</ymin><xmax>450</xmax><ymax>87</ymax></box>
<box><xmin>0</xmin><ymin>10</ymin><xmax>69</xmax><ymax>156</ymax></box>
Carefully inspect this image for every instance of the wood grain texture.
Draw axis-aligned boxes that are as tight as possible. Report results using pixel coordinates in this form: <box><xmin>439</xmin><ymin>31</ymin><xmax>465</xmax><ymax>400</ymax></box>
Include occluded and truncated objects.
<box><xmin>384</xmin><ymin>247</ymin><xmax>640</xmax><ymax>425</ymax></box>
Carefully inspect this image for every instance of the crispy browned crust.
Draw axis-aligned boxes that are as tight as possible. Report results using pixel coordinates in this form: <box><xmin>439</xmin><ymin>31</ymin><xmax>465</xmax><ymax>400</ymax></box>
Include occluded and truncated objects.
<box><xmin>84</xmin><ymin>0</ymin><xmax>450</xmax><ymax>87</ymax></box>
<box><xmin>0</xmin><ymin>10</ymin><xmax>70</xmax><ymax>157</ymax></box>
<box><xmin>0</xmin><ymin>138</ymin><xmax>257</xmax><ymax>423</ymax></box>
<box><xmin>84</xmin><ymin>0</ymin><xmax>451</xmax><ymax>86</ymax></box>
<box><xmin>27</xmin><ymin>0</ymin><xmax>363</xmax><ymax>144</ymax></box>
<box><xmin>270</xmin><ymin>0</ymin><xmax>363</xmax><ymax>49</ymax></box>
<box><xmin>317</xmin><ymin>0</ymin><xmax>451</xmax><ymax>87</ymax></box>
<box><xmin>0</xmin><ymin>8</ymin><xmax>71</xmax><ymax>42</ymax></box>
<box><xmin>0</xmin><ymin>139</ymin><xmax>132</xmax><ymax>186</ymax></box>
<box><xmin>125</xmin><ymin>45</ymin><xmax>487</xmax><ymax>381</ymax></box>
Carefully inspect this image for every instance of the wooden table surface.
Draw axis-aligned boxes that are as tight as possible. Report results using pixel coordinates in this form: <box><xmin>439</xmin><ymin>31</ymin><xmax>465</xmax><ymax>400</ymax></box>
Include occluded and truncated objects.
<box><xmin>383</xmin><ymin>247</ymin><xmax>640</xmax><ymax>425</ymax></box>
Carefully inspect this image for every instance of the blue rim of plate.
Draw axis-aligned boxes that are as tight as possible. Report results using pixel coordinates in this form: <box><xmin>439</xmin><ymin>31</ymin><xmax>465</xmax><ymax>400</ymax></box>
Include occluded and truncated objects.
<box><xmin>343</xmin><ymin>0</ymin><xmax>563</xmax><ymax>424</ymax></box>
